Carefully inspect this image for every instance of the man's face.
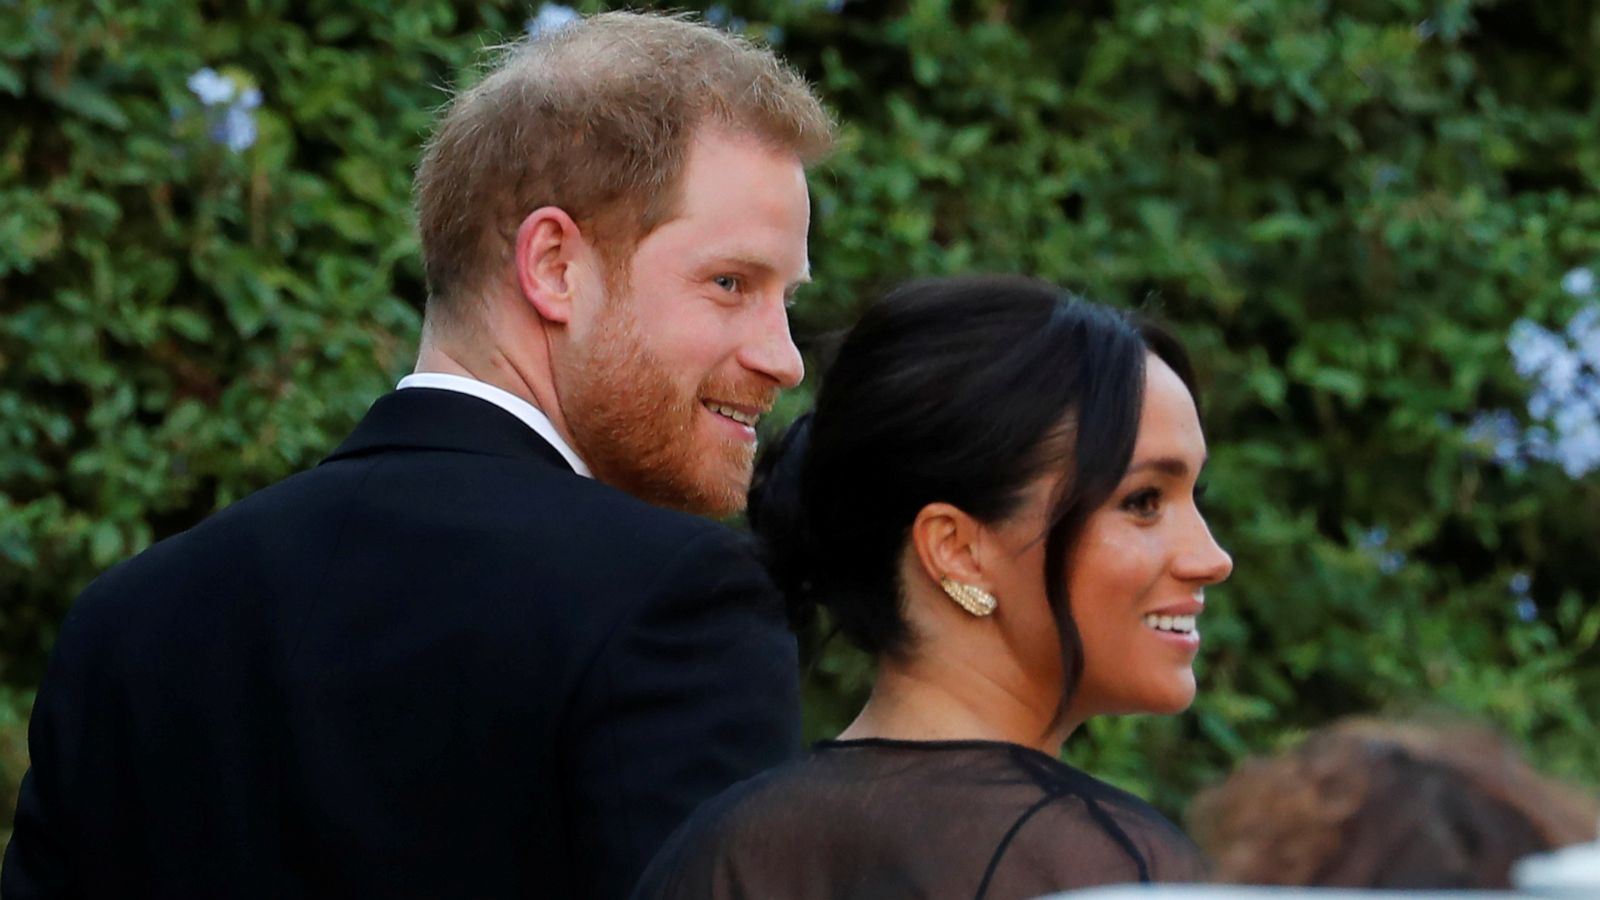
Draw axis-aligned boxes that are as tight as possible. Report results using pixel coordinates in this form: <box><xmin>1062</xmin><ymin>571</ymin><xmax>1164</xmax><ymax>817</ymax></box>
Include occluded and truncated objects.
<box><xmin>559</xmin><ymin>129</ymin><xmax>811</xmax><ymax>517</ymax></box>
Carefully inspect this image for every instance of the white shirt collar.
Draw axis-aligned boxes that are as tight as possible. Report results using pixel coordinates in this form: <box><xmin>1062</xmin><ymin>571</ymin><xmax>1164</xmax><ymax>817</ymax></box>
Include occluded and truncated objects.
<box><xmin>396</xmin><ymin>372</ymin><xmax>592</xmax><ymax>478</ymax></box>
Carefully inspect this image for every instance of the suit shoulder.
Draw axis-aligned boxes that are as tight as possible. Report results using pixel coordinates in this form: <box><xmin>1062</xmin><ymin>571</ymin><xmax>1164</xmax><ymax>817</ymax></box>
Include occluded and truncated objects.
<box><xmin>52</xmin><ymin>459</ymin><xmax>376</xmax><ymax>641</ymax></box>
<box><xmin>520</xmin><ymin>466</ymin><xmax>755</xmax><ymax>562</ymax></box>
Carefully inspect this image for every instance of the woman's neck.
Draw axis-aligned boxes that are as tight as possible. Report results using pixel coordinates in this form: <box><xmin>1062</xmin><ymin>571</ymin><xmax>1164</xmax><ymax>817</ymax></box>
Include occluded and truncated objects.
<box><xmin>837</xmin><ymin>656</ymin><xmax>1070</xmax><ymax>755</ymax></box>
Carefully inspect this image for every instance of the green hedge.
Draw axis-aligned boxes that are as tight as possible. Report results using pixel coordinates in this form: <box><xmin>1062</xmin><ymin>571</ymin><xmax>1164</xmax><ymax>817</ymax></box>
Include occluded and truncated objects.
<box><xmin>3</xmin><ymin>0</ymin><xmax>1597</xmax><ymax>841</ymax></box>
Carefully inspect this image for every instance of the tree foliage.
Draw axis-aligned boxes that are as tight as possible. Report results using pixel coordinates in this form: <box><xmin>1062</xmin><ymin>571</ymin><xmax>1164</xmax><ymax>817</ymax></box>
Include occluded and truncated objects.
<box><xmin>3</xmin><ymin>0</ymin><xmax>1597</xmax><ymax>840</ymax></box>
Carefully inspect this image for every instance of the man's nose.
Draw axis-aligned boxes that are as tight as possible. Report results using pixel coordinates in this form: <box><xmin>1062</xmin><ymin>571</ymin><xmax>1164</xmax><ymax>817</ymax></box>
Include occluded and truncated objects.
<box><xmin>740</xmin><ymin>295</ymin><xmax>805</xmax><ymax>389</ymax></box>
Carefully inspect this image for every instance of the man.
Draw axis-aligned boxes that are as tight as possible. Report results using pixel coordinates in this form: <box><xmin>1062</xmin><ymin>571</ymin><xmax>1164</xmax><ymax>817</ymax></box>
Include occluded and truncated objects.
<box><xmin>3</xmin><ymin>13</ymin><xmax>834</xmax><ymax>899</ymax></box>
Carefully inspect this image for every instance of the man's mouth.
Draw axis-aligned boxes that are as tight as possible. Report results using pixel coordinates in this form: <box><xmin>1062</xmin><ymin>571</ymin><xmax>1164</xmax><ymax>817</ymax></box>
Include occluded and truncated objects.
<box><xmin>703</xmin><ymin>401</ymin><xmax>762</xmax><ymax>428</ymax></box>
<box><xmin>1143</xmin><ymin>614</ymin><xmax>1196</xmax><ymax>635</ymax></box>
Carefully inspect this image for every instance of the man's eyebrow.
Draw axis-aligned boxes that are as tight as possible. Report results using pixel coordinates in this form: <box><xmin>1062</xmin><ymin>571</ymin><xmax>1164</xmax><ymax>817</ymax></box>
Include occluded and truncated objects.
<box><xmin>1124</xmin><ymin>456</ymin><xmax>1203</xmax><ymax>477</ymax></box>
<box><xmin>706</xmin><ymin>254</ymin><xmax>810</xmax><ymax>285</ymax></box>
<box><xmin>715</xmin><ymin>254</ymin><xmax>775</xmax><ymax>272</ymax></box>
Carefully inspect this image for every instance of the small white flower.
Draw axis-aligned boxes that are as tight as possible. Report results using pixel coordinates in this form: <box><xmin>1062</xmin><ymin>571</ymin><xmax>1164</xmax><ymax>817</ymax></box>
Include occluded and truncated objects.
<box><xmin>1550</xmin><ymin>405</ymin><xmax>1600</xmax><ymax>478</ymax></box>
<box><xmin>1568</xmin><ymin>304</ymin><xmax>1600</xmax><ymax>366</ymax></box>
<box><xmin>1541</xmin><ymin>351</ymin><xmax>1582</xmax><ymax>398</ymax></box>
<box><xmin>1509</xmin><ymin>319</ymin><xmax>1564</xmax><ymax>381</ymax></box>
<box><xmin>526</xmin><ymin>3</ymin><xmax>579</xmax><ymax>38</ymax></box>
<box><xmin>187</xmin><ymin>67</ymin><xmax>236</xmax><ymax>106</ymax></box>
<box><xmin>218</xmin><ymin>105</ymin><xmax>257</xmax><ymax>153</ymax></box>
<box><xmin>1357</xmin><ymin>527</ymin><xmax>1405</xmax><ymax>574</ymax></box>
<box><xmin>1466</xmin><ymin>410</ymin><xmax>1522</xmax><ymax>466</ymax></box>
<box><xmin>1516</xmin><ymin>597</ymin><xmax>1538</xmax><ymax>622</ymax></box>
<box><xmin>1528</xmin><ymin>390</ymin><xmax>1555</xmax><ymax>420</ymax></box>
<box><xmin>1562</xmin><ymin>266</ymin><xmax>1596</xmax><ymax>297</ymax></box>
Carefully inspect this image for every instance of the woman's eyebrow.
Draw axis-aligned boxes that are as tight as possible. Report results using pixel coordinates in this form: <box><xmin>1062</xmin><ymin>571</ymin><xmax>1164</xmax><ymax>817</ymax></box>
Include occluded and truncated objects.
<box><xmin>1123</xmin><ymin>456</ymin><xmax>1204</xmax><ymax>477</ymax></box>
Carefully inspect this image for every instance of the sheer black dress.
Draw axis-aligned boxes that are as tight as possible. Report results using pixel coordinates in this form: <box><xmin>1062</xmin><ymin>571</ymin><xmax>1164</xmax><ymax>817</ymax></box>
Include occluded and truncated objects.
<box><xmin>631</xmin><ymin>738</ymin><xmax>1206</xmax><ymax>900</ymax></box>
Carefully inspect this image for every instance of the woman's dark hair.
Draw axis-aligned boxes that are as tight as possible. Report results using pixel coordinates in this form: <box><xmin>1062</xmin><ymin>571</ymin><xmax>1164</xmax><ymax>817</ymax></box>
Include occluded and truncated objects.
<box><xmin>748</xmin><ymin>275</ymin><xmax>1197</xmax><ymax>700</ymax></box>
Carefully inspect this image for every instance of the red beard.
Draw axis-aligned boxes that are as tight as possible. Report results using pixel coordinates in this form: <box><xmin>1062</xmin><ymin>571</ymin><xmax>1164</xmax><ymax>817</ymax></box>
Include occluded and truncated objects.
<box><xmin>559</xmin><ymin>303</ymin><xmax>775</xmax><ymax>517</ymax></box>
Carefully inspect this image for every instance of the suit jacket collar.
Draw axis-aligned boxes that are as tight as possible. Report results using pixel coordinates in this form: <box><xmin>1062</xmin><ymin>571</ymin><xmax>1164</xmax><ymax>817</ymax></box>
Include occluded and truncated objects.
<box><xmin>323</xmin><ymin>388</ymin><xmax>575</xmax><ymax>473</ymax></box>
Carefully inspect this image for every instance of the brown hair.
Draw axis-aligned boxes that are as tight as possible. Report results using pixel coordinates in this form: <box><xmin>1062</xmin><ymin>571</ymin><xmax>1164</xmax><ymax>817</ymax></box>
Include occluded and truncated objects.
<box><xmin>413</xmin><ymin>11</ymin><xmax>835</xmax><ymax>324</ymax></box>
<box><xmin>1189</xmin><ymin>717</ymin><xmax>1599</xmax><ymax>889</ymax></box>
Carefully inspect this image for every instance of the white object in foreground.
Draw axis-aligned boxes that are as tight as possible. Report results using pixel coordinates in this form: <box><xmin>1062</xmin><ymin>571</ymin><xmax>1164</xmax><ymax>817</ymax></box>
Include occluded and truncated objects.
<box><xmin>1513</xmin><ymin>830</ymin><xmax>1600</xmax><ymax>896</ymax></box>
<box><xmin>1047</xmin><ymin>888</ymin><xmax>1536</xmax><ymax>898</ymax></box>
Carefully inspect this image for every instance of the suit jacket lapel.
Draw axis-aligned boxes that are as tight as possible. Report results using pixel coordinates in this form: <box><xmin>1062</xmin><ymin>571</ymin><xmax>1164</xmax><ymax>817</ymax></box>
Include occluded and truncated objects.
<box><xmin>322</xmin><ymin>388</ymin><xmax>575</xmax><ymax>473</ymax></box>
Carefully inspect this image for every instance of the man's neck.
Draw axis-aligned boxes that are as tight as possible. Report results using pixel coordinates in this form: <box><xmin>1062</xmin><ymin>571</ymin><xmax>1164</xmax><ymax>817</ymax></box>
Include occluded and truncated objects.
<box><xmin>413</xmin><ymin>343</ymin><xmax>519</xmax><ymax>397</ymax></box>
<box><xmin>413</xmin><ymin>341</ymin><xmax>573</xmax><ymax>440</ymax></box>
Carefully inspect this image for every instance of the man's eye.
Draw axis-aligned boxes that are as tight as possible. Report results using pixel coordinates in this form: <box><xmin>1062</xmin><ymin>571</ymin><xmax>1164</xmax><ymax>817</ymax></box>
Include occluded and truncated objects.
<box><xmin>713</xmin><ymin>274</ymin><xmax>741</xmax><ymax>292</ymax></box>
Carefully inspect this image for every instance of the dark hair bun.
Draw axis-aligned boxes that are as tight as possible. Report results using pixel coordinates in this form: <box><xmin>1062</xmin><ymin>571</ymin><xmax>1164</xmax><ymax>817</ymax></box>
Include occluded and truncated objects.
<box><xmin>748</xmin><ymin>412</ymin><xmax>820</xmax><ymax>629</ymax></box>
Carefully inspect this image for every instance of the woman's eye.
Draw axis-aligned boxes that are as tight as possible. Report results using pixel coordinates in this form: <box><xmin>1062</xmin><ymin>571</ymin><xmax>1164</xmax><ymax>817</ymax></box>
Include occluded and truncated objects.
<box><xmin>1121</xmin><ymin>487</ymin><xmax>1162</xmax><ymax>519</ymax></box>
<box><xmin>713</xmin><ymin>274</ymin><xmax>741</xmax><ymax>292</ymax></box>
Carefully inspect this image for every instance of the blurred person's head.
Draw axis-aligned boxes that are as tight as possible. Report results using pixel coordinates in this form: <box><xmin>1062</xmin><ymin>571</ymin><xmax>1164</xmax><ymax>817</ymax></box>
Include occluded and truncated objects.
<box><xmin>413</xmin><ymin>12</ymin><xmax>835</xmax><ymax>516</ymax></box>
<box><xmin>1189</xmin><ymin>717</ymin><xmax>1600</xmax><ymax>890</ymax></box>
<box><xmin>749</xmin><ymin>276</ymin><xmax>1233</xmax><ymax>750</ymax></box>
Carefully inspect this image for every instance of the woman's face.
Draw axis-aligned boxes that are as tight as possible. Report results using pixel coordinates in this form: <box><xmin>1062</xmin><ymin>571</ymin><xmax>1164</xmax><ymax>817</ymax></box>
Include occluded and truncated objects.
<box><xmin>1064</xmin><ymin>354</ymin><xmax>1232</xmax><ymax>720</ymax></box>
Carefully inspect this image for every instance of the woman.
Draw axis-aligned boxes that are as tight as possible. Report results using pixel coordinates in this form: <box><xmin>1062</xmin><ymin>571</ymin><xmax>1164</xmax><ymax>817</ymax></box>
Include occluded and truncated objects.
<box><xmin>633</xmin><ymin>275</ymin><xmax>1233</xmax><ymax>900</ymax></box>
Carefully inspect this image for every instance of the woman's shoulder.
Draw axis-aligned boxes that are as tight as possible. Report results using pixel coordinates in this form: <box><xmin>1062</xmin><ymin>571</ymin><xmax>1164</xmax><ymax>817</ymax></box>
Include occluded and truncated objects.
<box><xmin>808</xmin><ymin>739</ymin><xmax>1207</xmax><ymax>879</ymax></box>
<box><xmin>687</xmin><ymin>752</ymin><xmax>827</xmax><ymax>826</ymax></box>
<box><xmin>633</xmin><ymin>740</ymin><xmax>1209</xmax><ymax>899</ymax></box>
<box><xmin>1036</xmin><ymin>763</ymin><xmax>1208</xmax><ymax>881</ymax></box>
<box><xmin>631</xmin><ymin>752</ymin><xmax>851</xmax><ymax>899</ymax></box>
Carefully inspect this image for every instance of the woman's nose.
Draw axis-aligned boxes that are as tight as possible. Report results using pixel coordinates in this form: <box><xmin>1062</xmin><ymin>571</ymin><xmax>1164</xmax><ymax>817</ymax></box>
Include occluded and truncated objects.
<box><xmin>1178</xmin><ymin>514</ymin><xmax>1233</xmax><ymax>586</ymax></box>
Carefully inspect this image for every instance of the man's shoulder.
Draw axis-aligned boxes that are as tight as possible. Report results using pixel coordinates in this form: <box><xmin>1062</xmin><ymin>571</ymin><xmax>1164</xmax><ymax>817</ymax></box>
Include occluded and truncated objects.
<box><xmin>51</xmin><ymin>461</ymin><xmax>367</xmax><ymax>643</ymax></box>
<box><xmin>57</xmin><ymin>447</ymin><xmax>766</xmax><ymax>659</ymax></box>
<box><xmin>555</xmin><ymin>468</ymin><xmax>732</xmax><ymax>540</ymax></box>
<box><xmin>528</xmin><ymin>473</ymin><xmax>774</xmax><ymax>621</ymax></box>
<box><xmin>392</xmin><ymin>446</ymin><xmax>754</xmax><ymax>569</ymax></box>
<box><xmin>274</xmin><ymin>447</ymin><xmax>767</xmax><ymax>623</ymax></box>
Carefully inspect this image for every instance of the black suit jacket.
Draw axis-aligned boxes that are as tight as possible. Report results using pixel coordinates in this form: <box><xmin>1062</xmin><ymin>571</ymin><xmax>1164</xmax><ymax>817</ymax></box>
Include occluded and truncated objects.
<box><xmin>3</xmin><ymin>388</ymin><xmax>801</xmax><ymax>899</ymax></box>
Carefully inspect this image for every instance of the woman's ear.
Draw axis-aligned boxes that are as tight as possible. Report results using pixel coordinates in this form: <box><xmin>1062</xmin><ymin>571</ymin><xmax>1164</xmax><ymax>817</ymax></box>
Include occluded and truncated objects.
<box><xmin>514</xmin><ymin>206</ymin><xmax>589</xmax><ymax>325</ymax></box>
<box><xmin>910</xmin><ymin>502</ymin><xmax>991</xmax><ymax>592</ymax></box>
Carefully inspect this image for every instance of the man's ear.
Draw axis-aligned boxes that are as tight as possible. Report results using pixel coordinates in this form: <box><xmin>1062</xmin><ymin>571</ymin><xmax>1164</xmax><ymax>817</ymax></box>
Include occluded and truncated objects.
<box><xmin>910</xmin><ymin>502</ymin><xmax>991</xmax><ymax>592</ymax></box>
<box><xmin>515</xmin><ymin>206</ymin><xmax>588</xmax><ymax>325</ymax></box>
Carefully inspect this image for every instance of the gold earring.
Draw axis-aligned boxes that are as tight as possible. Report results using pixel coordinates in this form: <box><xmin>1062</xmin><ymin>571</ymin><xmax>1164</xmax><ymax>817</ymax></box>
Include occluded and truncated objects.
<box><xmin>940</xmin><ymin>577</ymin><xmax>997</xmax><ymax>617</ymax></box>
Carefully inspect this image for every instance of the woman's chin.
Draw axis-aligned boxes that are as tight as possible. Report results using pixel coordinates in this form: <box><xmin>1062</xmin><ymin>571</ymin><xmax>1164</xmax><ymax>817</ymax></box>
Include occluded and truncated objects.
<box><xmin>1154</xmin><ymin>694</ymin><xmax>1196</xmax><ymax>715</ymax></box>
<box><xmin>1081</xmin><ymin>674</ymin><xmax>1197</xmax><ymax>719</ymax></box>
<box><xmin>1138</xmin><ymin>674</ymin><xmax>1197</xmax><ymax>716</ymax></box>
